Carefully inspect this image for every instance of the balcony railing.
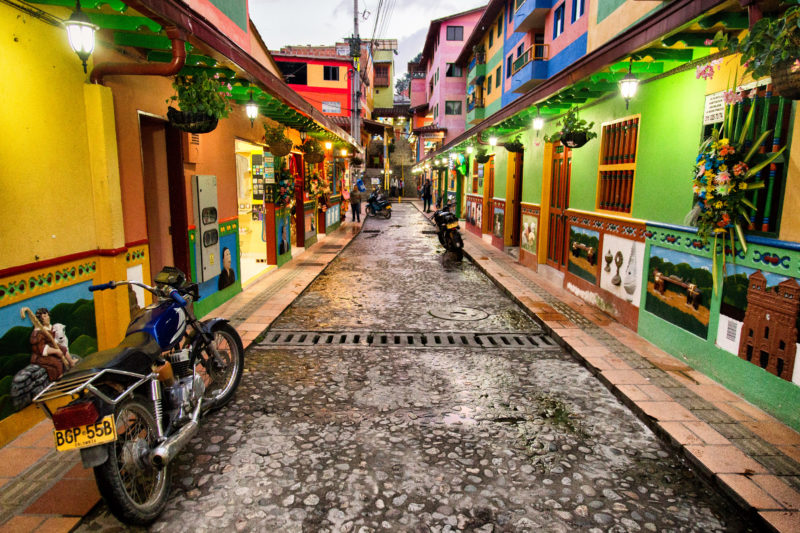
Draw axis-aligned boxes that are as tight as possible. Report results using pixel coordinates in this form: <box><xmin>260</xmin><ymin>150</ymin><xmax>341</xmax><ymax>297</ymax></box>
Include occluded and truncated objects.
<box><xmin>512</xmin><ymin>44</ymin><xmax>549</xmax><ymax>75</ymax></box>
<box><xmin>374</xmin><ymin>75</ymin><xmax>390</xmax><ymax>87</ymax></box>
<box><xmin>467</xmin><ymin>94</ymin><xmax>484</xmax><ymax>112</ymax></box>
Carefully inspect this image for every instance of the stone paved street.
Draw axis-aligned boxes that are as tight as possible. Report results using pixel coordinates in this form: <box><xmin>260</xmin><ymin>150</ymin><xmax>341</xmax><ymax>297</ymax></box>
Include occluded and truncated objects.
<box><xmin>77</xmin><ymin>204</ymin><xmax>754</xmax><ymax>532</ymax></box>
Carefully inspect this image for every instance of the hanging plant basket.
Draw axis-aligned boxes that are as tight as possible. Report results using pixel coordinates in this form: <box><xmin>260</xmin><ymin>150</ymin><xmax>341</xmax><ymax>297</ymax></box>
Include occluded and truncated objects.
<box><xmin>267</xmin><ymin>140</ymin><xmax>293</xmax><ymax>157</ymax></box>
<box><xmin>770</xmin><ymin>61</ymin><xmax>800</xmax><ymax>100</ymax></box>
<box><xmin>561</xmin><ymin>131</ymin><xmax>590</xmax><ymax>148</ymax></box>
<box><xmin>304</xmin><ymin>152</ymin><xmax>325</xmax><ymax>164</ymax></box>
<box><xmin>350</xmin><ymin>156</ymin><xmax>363</xmax><ymax>166</ymax></box>
<box><xmin>503</xmin><ymin>140</ymin><xmax>524</xmax><ymax>153</ymax></box>
<box><xmin>475</xmin><ymin>150</ymin><xmax>491</xmax><ymax>164</ymax></box>
<box><xmin>167</xmin><ymin>107</ymin><xmax>218</xmax><ymax>134</ymax></box>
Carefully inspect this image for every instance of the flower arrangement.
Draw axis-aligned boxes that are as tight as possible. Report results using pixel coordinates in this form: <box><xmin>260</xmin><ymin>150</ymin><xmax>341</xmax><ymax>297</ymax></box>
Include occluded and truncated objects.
<box><xmin>166</xmin><ymin>71</ymin><xmax>233</xmax><ymax>133</ymax></box>
<box><xmin>274</xmin><ymin>168</ymin><xmax>295</xmax><ymax>209</ymax></box>
<box><xmin>688</xmin><ymin>103</ymin><xmax>785</xmax><ymax>290</ymax></box>
<box><xmin>308</xmin><ymin>173</ymin><xmax>331</xmax><ymax>212</ymax></box>
<box><xmin>543</xmin><ymin>107</ymin><xmax>597</xmax><ymax>148</ymax></box>
<box><xmin>298</xmin><ymin>139</ymin><xmax>325</xmax><ymax>164</ymax></box>
<box><xmin>709</xmin><ymin>4</ymin><xmax>800</xmax><ymax>99</ymax></box>
<box><xmin>263</xmin><ymin>123</ymin><xmax>293</xmax><ymax>157</ymax></box>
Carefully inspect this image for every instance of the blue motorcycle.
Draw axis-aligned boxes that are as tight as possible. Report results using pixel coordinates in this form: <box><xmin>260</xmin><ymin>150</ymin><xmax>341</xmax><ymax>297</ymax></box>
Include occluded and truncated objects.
<box><xmin>34</xmin><ymin>266</ymin><xmax>244</xmax><ymax>525</ymax></box>
<box><xmin>365</xmin><ymin>189</ymin><xmax>392</xmax><ymax>219</ymax></box>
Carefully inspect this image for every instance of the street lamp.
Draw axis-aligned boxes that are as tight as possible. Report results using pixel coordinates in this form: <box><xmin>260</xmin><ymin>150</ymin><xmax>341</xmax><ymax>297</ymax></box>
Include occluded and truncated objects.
<box><xmin>245</xmin><ymin>90</ymin><xmax>258</xmax><ymax>126</ymax></box>
<box><xmin>532</xmin><ymin>107</ymin><xmax>544</xmax><ymax>134</ymax></box>
<box><xmin>619</xmin><ymin>59</ymin><xmax>639</xmax><ymax>110</ymax></box>
<box><xmin>466</xmin><ymin>146</ymin><xmax>474</xmax><ymax>154</ymax></box>
<box><xmin>325</xmin><ymin>141</ymin><xmax>333</xmax><ymax>150</ymax></box>
<box><xmin>64</xmin><ymin>1</ymin><xmax>98</xmax><ymax>73</ymax></box>
<box><xmin>341</xmin><ymin>149</ymin><xmax>348</xmax><ymax>157</ymax></box>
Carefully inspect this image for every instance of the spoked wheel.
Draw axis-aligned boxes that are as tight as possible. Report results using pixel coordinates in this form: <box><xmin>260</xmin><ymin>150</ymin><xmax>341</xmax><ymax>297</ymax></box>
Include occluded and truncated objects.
<box><xmin>196</xmin><ymin>322</ymin><xmax>244</xmax><ymax>410</ymax></box>
<box><xmin>383</xmin><ymin>209</ymin><xmax>392</xmax><ymax>219</ymax></box>
<box><xmin>366</xmin><ymin>206</ymin><xmax>375</xmax><ymax>217</ymax></box>
<box><xmin>94</xmin><ymin>398</ymin><xmax>170</xmax><ymax>526</ymax></box>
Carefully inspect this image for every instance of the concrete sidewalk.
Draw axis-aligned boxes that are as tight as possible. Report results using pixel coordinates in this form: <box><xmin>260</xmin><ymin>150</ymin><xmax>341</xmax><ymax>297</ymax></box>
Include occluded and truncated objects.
<box><xmin>0</xmin><ymin>220</ymin><xmax>363</xmax><ymax>533</ymax></box>
<box><xmin>413</xmin><ymin>200</ymin><xmax>800</xmax><ymax>532</ymax></box>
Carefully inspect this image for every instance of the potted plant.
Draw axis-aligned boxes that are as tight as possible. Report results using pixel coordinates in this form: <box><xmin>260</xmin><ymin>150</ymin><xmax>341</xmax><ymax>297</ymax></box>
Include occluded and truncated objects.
<box><xmin>712</xmin><ymin>4</ymin><xmax>800</xmax><ymax>100</ymax></box>
<box><xmin>475</xmin><ymin>148</ymin><xmax>491</xmax><ymax>164</ymax></box>
<box><xmin>298</xmin><ymin>139</ymin><xmax>325</xmax><ymax>164</ymax></box>
<box><xmin>502</xmin><ymin>136</ymin><xmax>525</xmax><ymax>153</ymax></box>
<box><xmin>263</xmin><ymin>123</ymin><xmax>293</xmax><ymax>157</ymax></box>
<box><xmin>166</xmin><ymin>71</ymin><xmax>233</xmax><ymax>133</ymax></box>
<box><xmin>544</xmin><ymin>107</ymin><xmax>597</xmax><ymax>148</ymax></box>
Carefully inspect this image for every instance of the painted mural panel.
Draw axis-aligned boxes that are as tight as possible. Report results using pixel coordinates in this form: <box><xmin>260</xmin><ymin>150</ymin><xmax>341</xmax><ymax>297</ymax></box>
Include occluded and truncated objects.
<box><xmin>0</xmin><ymin>281</ymin><xmax>96</xmax><ymax>420</ymax></box>
<box><xmin>493</xmin><ymin>206</ymin><xmax>504</xmax><ymax>240</ymax></box>
<box><xmin>718</xmin><ymin>265</ymin><xmax>800</xmax><ymax>384</ymax></box>
<box><xmin>521</xmin><ymin>214</ymin><xmax>538</xmax><ymax>255</ymax></box>
<box><xmin>325</xmin><ymin>204</ymin><xmax>341</xmax><ymax>230</ymax></box>
<box><xmin>645</xmin><ymin>246</ymin><xmax>712</xmax><ymax>339</ymax></box>
<box><xmin>600</xmin><ymin>234</ymin><xmax>644</xmax><ymax>307</ymax></box>
<box><xmin>304</xmin><ymin>210</ymin><xmax>317</xmax><ymax>239</ymax></box>
<box><xmin>466</xmin><ymin>197</ymin><xmax>483</xmax><ymax>229</ymax></box>
<box><xmin>277</xmin><ymin>209</ymin><xmax>292</xmax><ymax>257</ymax></box>
<box><xmin>568</xmin><ymin>227</ymin><xmax>600</xmax><ymax>284</ymax></box>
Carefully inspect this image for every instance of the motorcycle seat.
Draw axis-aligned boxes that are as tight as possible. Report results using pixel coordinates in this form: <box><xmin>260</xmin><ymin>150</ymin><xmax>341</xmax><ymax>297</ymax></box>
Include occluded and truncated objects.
<box><xmin>66</xmin><ymin>332</ymin><xmax>161</xmax><ymax>376</ymax></box>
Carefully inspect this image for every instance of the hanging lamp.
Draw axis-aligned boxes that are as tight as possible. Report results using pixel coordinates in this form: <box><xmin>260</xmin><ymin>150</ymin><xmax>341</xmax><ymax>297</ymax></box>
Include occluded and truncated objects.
<box><xmin>64</xmin><ymin>1</ymin><xmax>98</xmax><ymax>73</ymax></box>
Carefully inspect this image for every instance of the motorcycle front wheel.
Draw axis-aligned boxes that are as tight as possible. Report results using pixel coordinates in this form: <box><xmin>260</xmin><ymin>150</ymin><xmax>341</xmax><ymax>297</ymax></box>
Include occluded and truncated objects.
<box><xmin>383</xmin><ymin>209</ymin><xmax>392</xmax><ymax>219</ymax></box>
<box><xmin>94</xmin><ymin>397</ymin><xmax>170</xmax><ymax>526</ymax></box>
<box><xmin>198</xmin><ymin>322</ymin><xmax>245</xmax><ymax>410</ymax></box>
<box><xmin>366</xmin><ymin>206</ymin><xmax>375</xmax><ymax>217</ymax></box>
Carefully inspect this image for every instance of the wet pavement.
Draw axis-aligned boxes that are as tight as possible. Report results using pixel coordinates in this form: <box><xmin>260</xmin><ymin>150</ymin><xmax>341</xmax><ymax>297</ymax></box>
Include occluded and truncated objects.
<box><xmin>77</xmin><ymin>203</ymin><xmax>754</xmax><ymax>532</ymax></box>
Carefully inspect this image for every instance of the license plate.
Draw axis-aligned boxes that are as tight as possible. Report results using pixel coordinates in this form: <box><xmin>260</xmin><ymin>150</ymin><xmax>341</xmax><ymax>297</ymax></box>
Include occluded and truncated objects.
<box><xmin>446</xmin><ymin>222</ymin><xmax>459</xmax><ymax>229</ymax></box>
<box><xmin>54</xmin><ymin>414</ymin><xmax>117</xmax><ymax>451</ymax></box>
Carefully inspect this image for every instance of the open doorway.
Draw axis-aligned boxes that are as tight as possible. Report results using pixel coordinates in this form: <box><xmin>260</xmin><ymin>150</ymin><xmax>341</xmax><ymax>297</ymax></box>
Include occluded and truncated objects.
<box><xmin>234</xmin><ymin>139</ymin><xmax>272</xmax><ymax>285</ymax></box>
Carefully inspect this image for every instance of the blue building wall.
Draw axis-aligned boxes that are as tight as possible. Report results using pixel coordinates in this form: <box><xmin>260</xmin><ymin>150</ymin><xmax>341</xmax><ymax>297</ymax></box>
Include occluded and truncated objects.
<box><xmin>547</xmin><ymin>32</ymin><xmax>587</xmax><ymax>78</ymax></box>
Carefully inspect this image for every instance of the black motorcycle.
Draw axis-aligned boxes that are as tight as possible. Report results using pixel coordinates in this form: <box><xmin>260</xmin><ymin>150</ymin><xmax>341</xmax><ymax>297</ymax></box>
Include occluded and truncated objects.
<box><xmin>34</xmin><ymin>267</ymin><xmax>244</xmax><ymax>525</ymax></box>
<box><xmin>432</xmin><ymin>201</ymin><xmax>464</xmax><ymax>259</ymax></box>
<box><xmin>366</xmin><ymin>190</ymin><xmax>392</xmax><ymax>219</ymax></box>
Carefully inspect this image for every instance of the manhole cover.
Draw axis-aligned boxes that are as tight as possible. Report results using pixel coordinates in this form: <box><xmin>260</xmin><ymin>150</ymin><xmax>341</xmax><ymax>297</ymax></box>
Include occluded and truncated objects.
<box><xmin>428</xmin><ymin>307</ymin><xmax>489</xmax><ymax>321</ymax></box>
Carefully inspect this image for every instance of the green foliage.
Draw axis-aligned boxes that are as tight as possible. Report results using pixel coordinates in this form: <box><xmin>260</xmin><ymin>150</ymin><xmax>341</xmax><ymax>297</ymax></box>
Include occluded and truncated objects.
<box><xmin>298</xmin><ymin>139</ymin><xmax>325</xmax><ymax>164</ymax></box>
<box><xmin>263</xmin><ymin>123</ymin><xmax>293</xmax><ymax>157</ymax></box>
<box><xmin>503</xmin><ymin>135</ymin><xmax>525</xmax><ymax>153</ymax></box>
<box><xmin>70</xmin><ymin>335</ymin><xmax>97</xmax><ymax>357</ymax></box>
<box><xmin>567</xmin><ymin>261</ymin><xmax>597</xmax><ymax>284</ymax></box>
<box><xmin>713</xmin><ymin>5</ymin><xmax>800</xmax><ymax>79</ymax></box>
<box><xmin>0</xmin><ymin>375</ymin><xmax>11</xmax><ymax>396</ymax></box>
<box><xmin>544</xmin><ymin>107</ymin><xmax>598</xmax><ymax>143</ymax></box>
<box><xmin>475</xmin><ymin>149</ymin><xmax>491</xmax><ymax>164</ymax></box>
<box><xmin>0</xmin><ymin>326</ymin><xmax>32</xmax><ymax>357</ymax></box>
<box><xmin>167</xmin><ymin>70</ymin><xmax>233</xmax><ymax>119</ymax></box>
<box><xmin>0</xmin><ymin>395</ymin><xmax>13</xmax><ymax>421</ymax></box>
<box><xmin>0</xmin><ymin>354</ymin><xmax>29</xmax><ymax>381</ymax></box>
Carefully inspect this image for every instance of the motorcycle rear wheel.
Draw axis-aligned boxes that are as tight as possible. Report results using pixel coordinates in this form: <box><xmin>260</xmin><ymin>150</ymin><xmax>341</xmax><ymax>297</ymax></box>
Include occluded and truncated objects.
<box><xmin>437</xmin><ymin>232</ymin><xmax>445</xmax><ymax>246</ymax></box>
<box><xmin>383</xmin><ymin>209</ymin><xmax>391</xmax><ymax>219</ymax></box>
<box><xmin>94</xmin><ymin>397</ymin><xmax>170</xmax><ymax>526</ymax></box>
<box><xmin>366</xmin><ymin>206</ymin><xmax>375</xmax><ymax>217</ymax></box>
<box><xmin>198</xmin><ymin>322</ymin><xmax>244</xmax><ymax>410</ymax></box>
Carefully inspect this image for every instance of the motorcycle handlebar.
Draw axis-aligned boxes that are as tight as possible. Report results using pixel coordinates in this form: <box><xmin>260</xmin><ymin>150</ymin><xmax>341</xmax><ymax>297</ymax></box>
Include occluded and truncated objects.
<box><xmin>88</xmin><ymin>280</ymin><xmax>191</xmax><ymax>306</ymax></box>
<box><xmin>89</xmin><ymin>281</ymin><xmax>116</xmax><ymax>291</ymax></box>
<box><xmin>170</xmin><ymin>290</ymin><xmax>188</xmax><ymax>308</ymax></box>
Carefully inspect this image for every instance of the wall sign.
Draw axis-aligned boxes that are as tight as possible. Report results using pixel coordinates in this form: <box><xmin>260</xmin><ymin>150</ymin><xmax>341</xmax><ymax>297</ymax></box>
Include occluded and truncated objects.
<box><xmin>703</xmin><ymin>91</ymin><xmax>726</xmax><ymax>125</ymax></box>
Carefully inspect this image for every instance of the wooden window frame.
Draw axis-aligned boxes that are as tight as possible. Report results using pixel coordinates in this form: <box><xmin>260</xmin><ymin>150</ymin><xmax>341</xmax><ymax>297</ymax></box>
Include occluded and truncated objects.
<box><xmin>595</xmin><ymin>114</ymin><xmax>641</xmax><ymax>216</ymax></box>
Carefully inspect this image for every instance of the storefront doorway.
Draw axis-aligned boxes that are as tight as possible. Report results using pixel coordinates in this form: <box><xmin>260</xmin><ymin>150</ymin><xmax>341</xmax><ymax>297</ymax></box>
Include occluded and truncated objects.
<box><xmin>546</xmin><ymin>143</ymin><xmax>571</xmax><ymax>269</ymax></box>
<box><xmin>482</xmin><ymin>157</ymin><xmax>495</xmax><ymax>234</ymax></box>
<box><xmin>234</xmin><ymin>139</ymin><xmax>271</xmax><ymax>285</ymax></box>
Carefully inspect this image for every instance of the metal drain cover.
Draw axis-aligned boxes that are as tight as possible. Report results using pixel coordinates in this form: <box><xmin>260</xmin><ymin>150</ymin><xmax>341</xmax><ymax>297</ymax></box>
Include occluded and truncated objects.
<box><xmin>428</xmin><ymin>307</ymin><xmax>489</xmax><ymax>321</ymax></box>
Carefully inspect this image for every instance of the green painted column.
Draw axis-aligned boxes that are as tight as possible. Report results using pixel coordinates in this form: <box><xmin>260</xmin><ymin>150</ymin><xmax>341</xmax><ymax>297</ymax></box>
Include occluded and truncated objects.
<box><xmin>455</xmin><ymin>171</ymin><xmax>463</xmax><ymax>218</ymax></box>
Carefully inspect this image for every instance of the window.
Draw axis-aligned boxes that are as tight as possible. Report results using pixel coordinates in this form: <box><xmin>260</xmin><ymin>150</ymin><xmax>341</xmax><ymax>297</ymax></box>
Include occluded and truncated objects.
<box><xmin>434</xmin><ymin>103</ymin><xmax>438</xmax><ymax>119</ymax></box>
<box><xmin>506</xmin><ymin>56</ymin><xmax>513</xmax><ymax>78</ymax></box>
<box><xmin>487</xmin><ymin>75</ymin><xmax>492</xmax><ymax>94</ymax></box>
<box><xmin>276</xmin><ymin>61</ymin><xmax>307</xmax><ymax>85</ymax></box>
<box><xmin>495</xmin><ymin>66</ymin><xmax>501</xmax><ymax>87</ymax></box>
<box><xmin>446</xmin><ymin>26</ymin><xmax>463</xmax><ymax>41</ymax></box>
<box><xmin>445</xmin><ymin>101</ymin><xmax>462</xmax><ymax>115</ymax></box>
<box><xmin>497</xmin><ymin>15</ymin><xmax>503</xmax><ymax>38</ymax></box>
<box><xmin>534</xmin><ymin>33</ymin><xmax>546</xmax><ymax>59</ymax></box>
<box><xmin>517</xmin><ymin>44</ymin><xmax>524</xmax><ymax>58</ymax></box>
<box><xmin>553</xmin><ymin>3</ymin><xmax>565</xmax><ymax>39</ymax></box>
<box><xmin>571</xmin><ymin>0</ymin><xmax>585</xmax><ymax>22</ymax></box>
<box><xmin>489</xmin><ymin>31</ymin><xmax>494</xmax><ymax>49</ymax></box>
<box><xmin>323</xmin><ymin>65</ymin><xmax>339</xmax><ymax>81</ymax></box>
<box><xmin>436</xmin><ymin>68</ymin><xmax>439</xmax><ymax>84</ymax></box>
<box><xmin>446</xmin><ymin>63</ymin><xmax>463</xmax><ymax>77</ymax></box>
<box><xmin>597</xmin><ymin>116</ymin><xmax>640</xmax><ymax>214</ymax></box>
<box><xmin>375</xmin><ymin>64</ymin><xmax>390</xmax><ymax>87</ymax></box>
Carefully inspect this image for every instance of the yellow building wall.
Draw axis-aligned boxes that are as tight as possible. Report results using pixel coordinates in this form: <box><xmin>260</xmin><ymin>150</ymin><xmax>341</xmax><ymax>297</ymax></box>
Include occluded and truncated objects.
<box><xmin>482</xmin><ymin>12</ymin><xmax>505</xmax><ymax>109</ymax></box>
<box><xmin>587</xmin><ymin>0</ymin><xmax>664</xmax><ymax>53</ymax></box>
<box><xmin>307</xmin><ymin>64</ymin><xmax>348</xmax><ymax>89</ymax></box>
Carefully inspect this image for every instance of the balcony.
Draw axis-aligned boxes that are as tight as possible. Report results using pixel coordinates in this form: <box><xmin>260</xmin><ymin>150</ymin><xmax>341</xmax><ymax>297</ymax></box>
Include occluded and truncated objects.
<box><xmin>466</xmin><ymin>60</ymin><xmax>486</xmax><ymax>86</ymax></box>
<box><xmin>466</xmin><ymin>93</ymin><xmax>485</xmax><ymax>125</ymax></box>
<box><xmin>514</xmin><ymin>0</ymin><xmax>554</xmax><ymax>33</ymax></box>
<box><xmin>374</xmin><ymin>75</ymin><xmax>391</xmax><ymax>87</ymax></box>
<box><xmin>511</xmin><ymin>44</ymin><xmax>548</xmax><ymax>94</ymax></box>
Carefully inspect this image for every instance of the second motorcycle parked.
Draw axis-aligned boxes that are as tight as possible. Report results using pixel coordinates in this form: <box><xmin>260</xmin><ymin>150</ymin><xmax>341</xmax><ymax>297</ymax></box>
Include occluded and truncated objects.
<box><xmin>365</xmin><ymin>189</ymin><xmax>392</xmax><ymax>219</ymax></box>
<box><xmin>432</xmin><ymin>201</ymin><xmax>464</xmax><ymax>260</ymax></box>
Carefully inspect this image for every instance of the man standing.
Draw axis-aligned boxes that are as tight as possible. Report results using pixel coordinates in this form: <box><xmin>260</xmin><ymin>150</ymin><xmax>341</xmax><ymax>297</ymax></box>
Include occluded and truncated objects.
<box><xmin>350</xmin><ymin>184</ymin><xmax>362</xmax><ymax>222</ymax></box>
<box><xmin>422</xmin><ymin>178</ymin><xmax>433</xmax><ymax>213</ymax></box>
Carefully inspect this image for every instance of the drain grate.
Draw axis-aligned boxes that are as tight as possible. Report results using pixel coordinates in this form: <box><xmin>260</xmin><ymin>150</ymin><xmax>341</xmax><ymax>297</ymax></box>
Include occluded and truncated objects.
<box><xmin>257</xmin><ymin>331</ymin><xmax>559</xmax><ymax>350</ymax></box>
<box><xmin>296</xmin><ymin>262</ymin><xmax>326</xmax><ymax>267</ymax></box>
<box><xmin>363</xmin><ymin>229</ymin><xmax>381</xmax><ymax>233</ymax></box>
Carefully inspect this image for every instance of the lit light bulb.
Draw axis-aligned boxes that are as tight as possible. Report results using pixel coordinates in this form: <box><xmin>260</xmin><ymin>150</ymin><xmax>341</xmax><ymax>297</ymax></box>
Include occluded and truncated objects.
<box><xmin>533</xmin><ymin>117</ymin><xmax>544</xmax><ymax>130</ymax></box>
<box><xmin>325</xmin><ymin>142</ymin><xmax>333</xmax><ymax>150</ymax></box>
<box><xmin>489</xmin><ymin>136</ymin><xmax>497</xmax><ymax>146</ymax></box>
<box><xmin>466</xmin><ymin>146</ymin><xmax>474</xmax><ymax>154</ymax></box>
<box><xmin>64</xmin><ymin>1</ymin><xmax>98</xmax><ymax>73</ymax></box>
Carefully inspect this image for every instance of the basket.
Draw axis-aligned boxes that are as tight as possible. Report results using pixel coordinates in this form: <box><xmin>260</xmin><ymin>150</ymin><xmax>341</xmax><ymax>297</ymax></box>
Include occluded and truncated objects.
<box><xmin>770</xmin><ymin>61</ymin><xmax>800</xmax><ymax>100</ymax></box>
<box><xmin>561</xmin><ymin>131</ymin><xmax>590</xmax><ymax>149</ymax></box>
<box><xmin>303</xmin><ymin>152</ymin><xmax>325</xmax><ymax>164</ymax></box>
<box><xmin>167</xmin><ymin>107</ymin><xmax>218</xmax><ymax>134</ymax></box>
<box><xmin>267</xmin><ymin>140</ymin><xmax>293</xmax><ymax>157</ymax></box>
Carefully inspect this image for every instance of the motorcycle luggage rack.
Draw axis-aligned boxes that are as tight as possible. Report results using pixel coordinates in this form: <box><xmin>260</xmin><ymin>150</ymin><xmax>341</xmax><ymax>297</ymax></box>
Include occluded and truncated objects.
<box><xmin>33</xmin><ymin>368</ymin><xmax>152</xmax><ymax>416</ymax></box>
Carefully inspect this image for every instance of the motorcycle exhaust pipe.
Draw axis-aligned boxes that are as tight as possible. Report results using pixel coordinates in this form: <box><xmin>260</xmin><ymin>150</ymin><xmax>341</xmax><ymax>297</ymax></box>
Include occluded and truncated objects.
<box><xmin>150</xmin><ymin>398</ymin><xmax>202</xmax><ymax>469</ymax></box>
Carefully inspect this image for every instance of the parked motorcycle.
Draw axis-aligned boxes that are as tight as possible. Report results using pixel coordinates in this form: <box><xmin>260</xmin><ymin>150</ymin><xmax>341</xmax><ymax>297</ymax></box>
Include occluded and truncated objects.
<box><xmin>33</xmin><ymin>266</ymin><xmax>244</xmax><ymax>525</ymax></box>
<box><xmin>432</xmin><ymin>201</ymin><xmax>464</xmax><ymax>259</ymax></box>
<box><xmin>365</xmin><ymin>189</ymin><xmax>392</xmax><ymax>219</ymax></box>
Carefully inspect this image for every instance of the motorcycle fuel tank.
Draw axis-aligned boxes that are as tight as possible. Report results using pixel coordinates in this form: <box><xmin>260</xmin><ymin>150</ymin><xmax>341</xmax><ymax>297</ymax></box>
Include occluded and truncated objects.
<box><xmin>126</xmin><ymin>301</ymin><xmax>187</xmax><ymax>350</ymax></box>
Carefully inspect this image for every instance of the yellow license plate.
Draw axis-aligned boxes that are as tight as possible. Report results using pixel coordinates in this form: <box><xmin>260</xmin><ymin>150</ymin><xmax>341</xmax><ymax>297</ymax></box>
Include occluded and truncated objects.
<box><xmin>54</xmin><ymin>415</ymin><xmax>117</xmax><ymax>451</ymax></box>
<box><xmin>446</xmin><ymin>222</ymin><xmax>459</xmax><ymax>229</ymax></box>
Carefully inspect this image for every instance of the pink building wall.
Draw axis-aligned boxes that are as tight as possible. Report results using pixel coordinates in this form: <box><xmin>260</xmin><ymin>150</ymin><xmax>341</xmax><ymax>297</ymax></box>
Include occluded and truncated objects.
<box><xmin>546</xmin><ymin>0</ymin><xmax>589</xmax><ymax>58</ymax></box>
<box><xmin>426</xmin><ymin>9</ymin><xmax>484</xmax><ymax>145</ymax></box>
<box><xmin>411</xmin><ymin>77</ymin><xmax>426</xmax><ymax>108</ymax></box>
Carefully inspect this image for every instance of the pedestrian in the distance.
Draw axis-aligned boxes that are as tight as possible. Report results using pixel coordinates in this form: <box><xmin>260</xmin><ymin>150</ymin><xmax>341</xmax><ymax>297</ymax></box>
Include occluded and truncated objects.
<box><xmin>422</xmin><ymin>178</ymin><xmax>433</xmax><ymax>213</ymax></box>
<box><xmin>349</xmin><ymin>185</ymin><xmax>362</xmax><ymax>222</ymax></box>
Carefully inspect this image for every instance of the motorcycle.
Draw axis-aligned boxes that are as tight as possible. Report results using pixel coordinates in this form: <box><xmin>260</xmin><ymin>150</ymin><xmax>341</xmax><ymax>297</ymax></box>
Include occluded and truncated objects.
<box><xmin>33</xmin><ymin>266</ymin><xmax>244</xmax><ymax>525</ymax></box>
<box><xmin>432</xmin><ymin>201</ymin><xmax>464</xmax><ymax>260</ymax></box>
<box><xmin>365</xmin><ymin>189</ymin><xmax>392</xmax><ymax>219</ymax></box>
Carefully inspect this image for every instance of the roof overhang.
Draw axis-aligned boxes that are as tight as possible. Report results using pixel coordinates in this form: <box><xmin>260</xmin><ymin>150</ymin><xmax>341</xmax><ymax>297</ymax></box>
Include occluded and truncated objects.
<box><xmin>456</xmin><ymin>0</ymin><xmax>505</xmax><ymax>67</ymax></box>
<box><xmin>420</xmin><ymin>5</ymin><xmax>488</xmax><ymax>67</ymax></box>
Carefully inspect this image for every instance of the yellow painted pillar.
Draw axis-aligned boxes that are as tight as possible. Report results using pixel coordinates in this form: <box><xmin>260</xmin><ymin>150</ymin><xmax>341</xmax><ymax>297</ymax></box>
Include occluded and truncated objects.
<box><xmin>538</xmin><ymin>144</ymin><xmax>554</xmax><ymax>263</ymax></box>
<box><xmin>83</xmin><ymin>84</ymin><xmax>129</xmax><ymax>349</ymax></box>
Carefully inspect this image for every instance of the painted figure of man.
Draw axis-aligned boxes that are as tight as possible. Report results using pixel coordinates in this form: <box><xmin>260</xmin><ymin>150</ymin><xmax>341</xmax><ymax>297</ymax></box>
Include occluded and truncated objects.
<box><xmin>218</xmin><ymin>247</ymin><xmax>236</xmax><ymax>290</ymax></box>
<box><xmin>29</xmin><ymin>308</ymin><xmax>77</xmax><ymax>381</ymax></box>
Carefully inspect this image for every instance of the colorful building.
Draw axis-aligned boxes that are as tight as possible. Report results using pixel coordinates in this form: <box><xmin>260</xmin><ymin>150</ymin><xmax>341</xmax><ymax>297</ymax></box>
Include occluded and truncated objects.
<box><xmin>0</xmin><ymin>0</ymin><xmax>356</xmax><ymax>438</ymax></box>
<box><xmin>418</xmin><ymin>0</ymin><xmax>800</xmax><ymax>432</ymax></box>
<box><xmin>370</xmin><ymin>39</ymin><xmax>398</xmax><ymax>109</ymax></box>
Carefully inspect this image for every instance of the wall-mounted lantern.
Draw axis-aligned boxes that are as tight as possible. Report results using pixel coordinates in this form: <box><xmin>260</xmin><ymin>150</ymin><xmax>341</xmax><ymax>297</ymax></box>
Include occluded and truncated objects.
<box><xmin>488</xmin><ymin>136</ymin><xmax>498</xmax><ymax>147</ymax></box>
<box><xmin>619</xmin><ymin>59</ymin><xmax>639</xmax><ymax>110</ymax></box>
<box><xmin>325</xmin><ymin>141</ymin><xmax>333</xmax><ymax>150</ymax></box>
<box><xmin>64</xmin><ymin>1</ymin><xmax>98</xmax><ymax>73</ymax></box>
<box><xmin>532</xmin><ymin>107</ymin><xmax>544</xmax><ymax>134</ymax></box>
<box><xmin>245</xmin><ymin>91</ymin><xmax>258</xmax><ymax>126</ymax></box>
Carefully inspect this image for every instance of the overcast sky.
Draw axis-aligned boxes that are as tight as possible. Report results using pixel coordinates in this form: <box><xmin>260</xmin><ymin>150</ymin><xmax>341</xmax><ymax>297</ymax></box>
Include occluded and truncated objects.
<box><xmin>250</xmin><ymin>0</ymin><xmax>486</xmax><ymax>84</ymax></box>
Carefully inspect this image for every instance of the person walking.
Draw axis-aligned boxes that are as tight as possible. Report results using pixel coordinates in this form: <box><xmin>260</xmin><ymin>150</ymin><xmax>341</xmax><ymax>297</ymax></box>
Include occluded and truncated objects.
<box><xmin>422</xmin><ymin>178</ymin><xmax>433</xmax><ymax>213</ymax></box>
<box><xmin>349</xmin><ymin>184</ymin><xmax>362</xmax><ymax>222</ymax></box>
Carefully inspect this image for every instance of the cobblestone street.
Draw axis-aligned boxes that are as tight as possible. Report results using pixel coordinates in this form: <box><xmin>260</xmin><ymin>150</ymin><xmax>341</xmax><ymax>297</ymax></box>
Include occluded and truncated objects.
<box><xmin>77</xmin><ymin>204</ymin><xmax>753</xmax><ymax>532</ymax></box>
